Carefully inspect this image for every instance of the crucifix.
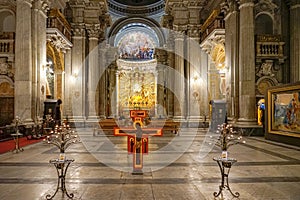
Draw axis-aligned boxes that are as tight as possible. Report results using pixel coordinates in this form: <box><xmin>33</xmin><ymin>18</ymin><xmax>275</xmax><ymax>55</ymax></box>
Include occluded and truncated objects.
<box><xmin>114</xmin><ymin>110</ymin><xmax>162</xmax><ymax>174</ymax></box>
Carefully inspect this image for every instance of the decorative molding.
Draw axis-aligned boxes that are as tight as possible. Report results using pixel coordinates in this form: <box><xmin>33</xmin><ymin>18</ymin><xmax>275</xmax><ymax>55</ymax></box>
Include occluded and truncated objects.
<box><xmin>117</xmin><ymin>59</ymin><xmax>157</xmax><ymax>73</ymax></box>
<box><xmin>254</xmin><ymin>0</ymin><xmax>278</xmax><ymax>17</ymax></box>
<box><xmin>46</xmin><ymin>29</ymin><xmax>73</xmax><ymax>53</ymax></box>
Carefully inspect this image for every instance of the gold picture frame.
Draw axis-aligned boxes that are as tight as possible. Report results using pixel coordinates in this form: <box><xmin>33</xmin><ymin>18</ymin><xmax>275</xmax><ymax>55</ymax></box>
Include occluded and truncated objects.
<box><xmin>267</xmin><ymin>82</ymin><xmax>300</xmax><ymax>138</ymax></box>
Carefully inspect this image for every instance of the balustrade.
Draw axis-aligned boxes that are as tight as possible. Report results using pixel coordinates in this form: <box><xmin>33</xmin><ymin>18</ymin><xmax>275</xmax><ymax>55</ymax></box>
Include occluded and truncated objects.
<box><xmin>0</xmin><ymin>32</ymin><xmax>14</xmax><ymax>54</ymax></box>
<box><xmin>256</xmin><ymin>35</ymin><xmax>285</xmax><ymax>58</ymax></box>
<box><xmin>47</xmin><ymin>9</ymin><xmax>72</xmax><ymax>42</ymax></box>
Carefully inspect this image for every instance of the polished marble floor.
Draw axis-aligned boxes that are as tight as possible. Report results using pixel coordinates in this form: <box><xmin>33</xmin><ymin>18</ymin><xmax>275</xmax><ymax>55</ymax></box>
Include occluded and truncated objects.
<box><xmin>0</xmin><ymin>128</ymin><xmax>300</xmax><ymax>200</ymax></box>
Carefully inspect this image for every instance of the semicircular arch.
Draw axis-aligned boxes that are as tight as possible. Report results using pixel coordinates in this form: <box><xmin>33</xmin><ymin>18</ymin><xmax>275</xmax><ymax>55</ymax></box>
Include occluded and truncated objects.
<box><xmin>108</xmin><ymin>17</ymin><xmax>165</xmax><ymax>47</ymax></box>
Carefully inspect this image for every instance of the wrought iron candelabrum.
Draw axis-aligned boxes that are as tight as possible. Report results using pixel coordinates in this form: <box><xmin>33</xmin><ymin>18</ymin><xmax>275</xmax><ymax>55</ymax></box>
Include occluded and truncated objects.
<box><xmin>44</xmin><ymin>123</ymin><xmax>80</xmax><ymax>200</ymax></box>
<box><xmin>210</xmin><ymin>123</ymin><xmax>245</xmax><ymax>198</ymax></box>
<box><xmin>210</xmin><ymin>123</ymin><xmax>245</xmax><ymax>155</ymax></box>
<box><xmin>44</xmin><ymin>123</ymin><xmax>80</xmax><ymax>153</ymax></box>
<box><xmin>11</xmin><ymin>116</ymin><xmax>24</xmax><ymax>153</ymax></box>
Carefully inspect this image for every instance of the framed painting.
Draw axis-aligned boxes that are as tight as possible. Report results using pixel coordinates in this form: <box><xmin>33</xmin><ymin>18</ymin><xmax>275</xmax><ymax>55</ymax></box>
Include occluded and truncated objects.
<box><xmin>267</xmin><ymin>83</ymin><xmax>300</xmax><ymax>138</ymax></box>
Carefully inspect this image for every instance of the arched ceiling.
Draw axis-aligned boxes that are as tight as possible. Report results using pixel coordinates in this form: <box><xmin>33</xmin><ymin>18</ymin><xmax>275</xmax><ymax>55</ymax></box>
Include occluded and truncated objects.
<box><xmin>113</xmin><ymin>0</ymin><xmax>162</xmax><ymax>7</ymax></box>
<box><xmin>108</xmin><ymin>0</ymin><xmax>165</xmax><ymax>17</ymax></box>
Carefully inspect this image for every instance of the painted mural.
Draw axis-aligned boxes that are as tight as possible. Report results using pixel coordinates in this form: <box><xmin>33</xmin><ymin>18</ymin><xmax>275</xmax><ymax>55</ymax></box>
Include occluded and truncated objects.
<box><xmin>118</xmin><ymin>31</ymin><xmax>156</xmax><ymax>60</ymax></box>
<box><xmin>273</xmin><ymin>91</ymin><xmax>300</xmax><ymax>132</ymax></box>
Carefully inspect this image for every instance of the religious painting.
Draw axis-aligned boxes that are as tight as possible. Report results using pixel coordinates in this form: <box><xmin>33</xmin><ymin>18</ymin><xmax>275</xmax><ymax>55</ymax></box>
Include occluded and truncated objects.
<box><xmin>117</xmin><ymin>31</ymin><xmax>156</xmax><ymax>60</ymax></box>
<box><xmin>267</xmin><ymin>83</ymin><xmax>300</xmax><ymax>137</ymax></box>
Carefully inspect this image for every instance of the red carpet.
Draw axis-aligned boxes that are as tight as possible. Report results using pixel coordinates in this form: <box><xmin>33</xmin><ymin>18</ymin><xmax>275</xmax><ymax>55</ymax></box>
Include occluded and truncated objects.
<box><xmin>0</xmin><ymin>137</ymin><xmax>44</xmax><ymax>154</ymax></box>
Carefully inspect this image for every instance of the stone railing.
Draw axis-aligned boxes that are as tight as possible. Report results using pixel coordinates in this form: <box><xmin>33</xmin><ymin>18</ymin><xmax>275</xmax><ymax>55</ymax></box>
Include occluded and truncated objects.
<box><xmin>47</xmin><ymin>9</ymin><xmax>72</xmax><ymax>42</ymax></box>
<box><xmin>255</xmin><ymin>35</ymin><xmax>285</xmax><ymax>59</ymax></box>
<box><xmin>200</xmin><ymin>17</ymin><xmax>225</xmax><ymax>42</ymax></box>
<box><xmin>0</xmin><ymin>32</ymin><xmax>14</xmax><ymax>54</ymax></box>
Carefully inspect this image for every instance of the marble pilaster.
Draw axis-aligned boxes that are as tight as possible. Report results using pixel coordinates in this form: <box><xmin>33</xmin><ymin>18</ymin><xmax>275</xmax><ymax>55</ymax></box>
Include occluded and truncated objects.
<box><xmin>173</xmin><ymin>28</ymin><xmax>186</xmax><ymax>119</ymax></box>
<box><xmin>238</xmin><ymin>0</ymin><xmax>257</xmax><ymax>124</ymax></box>
<box><xmin>187</xmin><ymin>25</ymin><xmax>201</xmax><ymax>120</ymax></box>
<box><xmin>15</xmin><ymin>0</ymin><xmax>33</xmax><ymax>123</ymax></box>
<box><xmin>224</xmin><ymin>0</ymin><xmax>240</xmax><ymax>121</ymax></box>
<box><xmin>289</xmin><ymin>0</ymin><xmax>300</xmax><ymax>82</ymax></box>
<box><xmin>32</xmin><ymin>0</ymin><xmax>49</xmax><ymax>121</ymax></box>
<box><xmin>70</xmin><ymin>26</ymin><xmax>86</xmax><ymax>121</ymax></box>
<box><xmin>86</xmin><ymin>24</ymin><xmax>100</xmax><ymax>121</ymax></box>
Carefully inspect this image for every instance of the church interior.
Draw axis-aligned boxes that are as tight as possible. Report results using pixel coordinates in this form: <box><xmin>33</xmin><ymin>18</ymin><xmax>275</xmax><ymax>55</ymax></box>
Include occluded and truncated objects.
<box><xmin>0</xmin><ymin>0</ymin><xmax>300</xmax><ymax>199</ymax></box>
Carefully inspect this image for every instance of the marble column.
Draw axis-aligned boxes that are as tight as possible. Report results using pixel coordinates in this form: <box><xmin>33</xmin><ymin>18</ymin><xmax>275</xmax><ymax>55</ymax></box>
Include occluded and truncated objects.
<box><xmin>64</xmin><ymin>49</ymin><xmax>72</xmax><ymax>118</ymax></box>
<box><xmin>15</xmin><ymin>0</ymin><xmax>33</xmax><ymax>123</ymax></box>
<box><xmin>71</xmin><ymin>27</ymin><xmax>86</xmax><ymax>121</ymax></box>
<box><xmin>224</xmin><ymin>0</ymin><xmax>240</xmax><ymax>121</ymax></box>
<box><xmin>155</xmin><ymin>48</ymin><xmax>167</xmax><ymax>118</ymax></box>
<box><xmin>103</xmin><ymin>47</ymin><xmax>118</xmax><ymax>117</ymax></box>
<box><xmin>86</xmin><ymin>24</ymin><xmax>100</xmax><ymax>121</ymax></box>
<box><xmin>166</xmin><ymin>34</ymin><xmax>175</xmax><ymax>118</ymax></box>
<box><xmin>238</xmin><ymin>0</ymin><xmax>256</xmax><ymax>124</ymax></box>
<box><xmin>99</xmin><ymin>42</ymin><xmax>108</xmax><ymax>119</ymax></box>
<box><xmin>173</xmin><ymin>28</ymin><xmax>186</xmax><ymax>119</ymax></box>
<box><xmin>166</xmin><ymin>52</ymin><xmax>175</xmax><ymax>118</ymax></box>
<box><xmin>289</xmin><ymin>0</ymin><xmax>300</xmax><ymax>82</ymax></box>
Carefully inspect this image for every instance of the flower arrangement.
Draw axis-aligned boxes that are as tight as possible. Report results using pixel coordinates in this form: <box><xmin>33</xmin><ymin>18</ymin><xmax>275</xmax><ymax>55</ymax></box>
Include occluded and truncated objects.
<box><xmin>210</xmin><ymin>123</ymin><xmax>245</xmax><ymax>158</ymax></box>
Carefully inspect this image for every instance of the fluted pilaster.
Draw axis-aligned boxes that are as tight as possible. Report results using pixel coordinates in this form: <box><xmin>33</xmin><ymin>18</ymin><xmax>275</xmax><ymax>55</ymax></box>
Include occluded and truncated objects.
<box><xmin>238</xmin><ymin>0</ymin><xmax>256</xmax><ymax>124</ymax></box>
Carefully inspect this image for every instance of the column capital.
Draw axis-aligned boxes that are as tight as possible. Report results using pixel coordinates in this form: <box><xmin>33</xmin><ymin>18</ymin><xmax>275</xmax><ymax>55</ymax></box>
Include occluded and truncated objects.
<box><xmin>222</xmin><ymin>0</ymin><xmax>239</xmax><ymax>16</ymax></box>
<box><xmin>238</xmin><ymin>0</ymin><xmax>254</xmax><ymax>9</ymax></box>
<box><xmin>17</xmin><ymin>0</ymin><xmax>33</xmax><ymax>6</ymax></box>
<box><xmin>71</xmin><ymin>24</ymin><xmax>86</xmax><ymax>38</ymax></box>
<box><xmin>287</xmin><ymin>0</ymin><xmax>300</xmax><ymax>8</ymax></box>
<box><xmin>187</xmin><ymin>24</ymin><xmax>200</xmax><ymax>38</ymax></box>
<box><xmin>32</xmin><ymin>0</ymin><xmax>50</xmax><ymax>16</ymax></box>
<box><xmin>86</xmin><ymin>24</ymin><xmax>100</xmax><ymax>39</ymax></box>
<box><xmin>173</xmin><ymin>25</ymin><xmax>187</xmax><ymax>38</ymax></box>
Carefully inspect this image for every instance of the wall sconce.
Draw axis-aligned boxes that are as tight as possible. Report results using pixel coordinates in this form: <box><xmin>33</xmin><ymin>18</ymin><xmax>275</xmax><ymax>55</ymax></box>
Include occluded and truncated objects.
<box><xmin>193</xmin><ymin>75</ymin><xmax>198</xmax><ymax>82</ymax></box>
<box><xmin>71</xmin><ymin>70</ymin><xmax>78</xmax><ymax>83</ymax></box>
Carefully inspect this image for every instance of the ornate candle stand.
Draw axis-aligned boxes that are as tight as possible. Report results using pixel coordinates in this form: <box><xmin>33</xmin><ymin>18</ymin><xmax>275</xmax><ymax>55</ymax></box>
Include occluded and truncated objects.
<box><xmin>44</xmin><ymin>123</ymin><xmax>80</xmax><ymax>200</ymax></box>
<box><xmin>11</xmin><ymin>116</ymin><xmax>24</xmax><ymax>153</ymax></box>
<box><xmin>210</xmin><ymin>123</ymin><xmax>245</xmax><ymax>198</ymax></box>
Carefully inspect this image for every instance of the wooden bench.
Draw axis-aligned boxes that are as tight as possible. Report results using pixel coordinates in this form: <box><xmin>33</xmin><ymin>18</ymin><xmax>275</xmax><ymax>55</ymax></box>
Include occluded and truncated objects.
<box><xmin>147</xmin><ymin>120</ymin><xmax>180</xmax><ymax>134</ymax></box>
<box><xmin>94</xmin><ymin>118</ymin><xmax>180</xmax><ymax>136</ymax></box>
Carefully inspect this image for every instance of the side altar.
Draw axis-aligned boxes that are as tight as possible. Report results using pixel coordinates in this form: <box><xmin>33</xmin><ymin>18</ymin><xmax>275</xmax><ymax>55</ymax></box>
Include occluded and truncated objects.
<box><xmin>114</xmin><ymin>110</ymin><xmax>162</xmax><ymax>174</ymax></box>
